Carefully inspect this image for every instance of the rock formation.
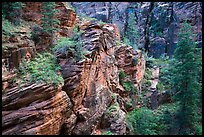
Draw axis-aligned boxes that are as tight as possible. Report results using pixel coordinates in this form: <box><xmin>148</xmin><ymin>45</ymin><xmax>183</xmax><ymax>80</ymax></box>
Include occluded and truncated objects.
<box><xmin>2</xmin><ymin>2</ymin><xmax>201</xmax><ymax>135</ymax></box>
<box><xmin>72</xmin><ymin>2</ymin><xmax>202</xmax><ymax>58</ymax></box>
<box><xmin>2</xmin><ymin>83</ymin><xmax>73</xmax><ymax>135</ymax></box>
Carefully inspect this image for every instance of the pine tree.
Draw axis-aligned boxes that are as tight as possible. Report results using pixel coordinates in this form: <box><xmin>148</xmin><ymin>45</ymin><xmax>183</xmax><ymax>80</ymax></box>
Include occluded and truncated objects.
<box><xmin>123</xmin><ymin>7</ymin><xmax>140</xmax><ymax>50</ymax></box>
<box><xmin>171</xmin><ymin>21</ymin><xmax>202</xmax><ymax>135</ymax></box>
<box><xmin>41</xmin><ymin>2</ymin><xmax>60</xmax><ymax>46</ymax></box>
<box><xmin>126</xmin><ymin>12</ymin><xmax>140</xmax><ymax>49</ymax></box>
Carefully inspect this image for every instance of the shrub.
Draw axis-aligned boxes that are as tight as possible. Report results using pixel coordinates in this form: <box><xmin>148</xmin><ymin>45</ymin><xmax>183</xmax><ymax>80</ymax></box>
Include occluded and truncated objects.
<box><xmin>125</xmin><ymin>99</ymin><xmax>133</xmax><ymax>109</ymax></box>
<box><xmin>126</xmin><ymin>107</ymin><xmax>159</xmax><ymax>135</ymax></box>
<box><xmin>119</xmin><ymin>70</ymin><xmax>137</xmax><ymax>94</ymax></box>
<box><xmin>115</xmin><ymin>40</ymin><xmax>121</xmax><ymax>46</ymax></box>
<box><xmin>2</xmin><ymin>17</ymin><xmax>23</xmax><ymax>38</ymax></box>
<box><xmin>106</xmin><ymin>102</ymin><xmax>119</xmax><ymax>117</ymax></box>
<box><xmin>119</xmin><ymin>70</ymin><xmax>126</xmax><ymax>82</ymax></box>
<box><xmin>18</xmin><ymin>52</ymin><xmax>64</xmax><ymax>87</ymax></box>
<box><xmin>2</xmin><ymin>2</ymin><xmax>25</xmax><ymax>25</ymax></box>
<box><xmin>156</xmin><ymin>82</ymin><xmax>165</xmax><ymax>92</ymax></box>
<box><xmin>53</xmin><ymin>30</ymin><xmax>84</xmax><ymax>61</ymax></box>
<box><xmin>2</xmin><ymin>18</ymin><xmax>14</xmax><ymax>37</ymax></box>
<box><xmin>126</xmin><ymin>104</ymin><xmax>178</xmax><ymax>135</ymax></box>
<box><xmin>102</xmin><ymin>130</ymin><xmax>113</xmax><ymax>135</ymax></box>
<box><xmin>53</xmin><ymin>37</ymin><xmax>75</xmax><ymax>52</ymax></box>
<box><xmin>122</xmin><ymin>81</ymin><xmax>137</xmax><ymax>94</ymax></box>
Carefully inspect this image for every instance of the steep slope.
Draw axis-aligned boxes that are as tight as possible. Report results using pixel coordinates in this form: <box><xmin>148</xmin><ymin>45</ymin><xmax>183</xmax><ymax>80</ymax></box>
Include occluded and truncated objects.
<box><xmin>2</xmin><ymin>2</ymin><xmax>146</xmax><ymax>135</ymax></box>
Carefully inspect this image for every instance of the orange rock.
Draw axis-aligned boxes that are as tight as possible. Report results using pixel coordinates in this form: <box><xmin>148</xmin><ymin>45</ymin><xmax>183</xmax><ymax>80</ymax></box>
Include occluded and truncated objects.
<box><xmin>2</xmin><ymin>83</ymin><xmax>73</xmax><ymax>135</ymax></box>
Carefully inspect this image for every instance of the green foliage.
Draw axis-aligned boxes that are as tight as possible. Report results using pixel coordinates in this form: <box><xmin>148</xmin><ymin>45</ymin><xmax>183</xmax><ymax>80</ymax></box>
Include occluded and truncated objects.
<box><xmin>53</xmin><ymin>29</ymin><xmax>84</xmax><ymax>61</ymax></box>
<box><xmin>53</xmin><ymin>37</ymin><xmax>75</xmax><ymax>52</ymax></box>
<box><xmin>125</xmin><ymin>99</ymin><xmax>133</xmax><ymax>109</ymax></box>
<box><xmin>106</xmin><ymin>102</ymin><xmax>119</xmax><ymax>117</ymax></box>
<box><xmin>156</xmin><ymin>82</ymin><xmax>165</xmax><ymax>92</ymax></box>
<box><xmin>2</xmin><ymin>2</ymin><xmax>24</xmax><ymax>25</ymax></box>
<box><xmin>159</xmin><ymin>58</ymin><xmax>175</xmax><ymax>90</ymax></box>
<box><xmin>111</xmin><ymin>92</ymin><xmax>117</xmax><ymax>100</ymax></box>
<box><xmin>122</xmin><ymin>81</ymin><xmax>137</xmax><ymax>94</ymax></box>
<box><xmin>145</xmin><ymin>55</ymin><xmax>175</xmax><ymax>92</ymax></box>
<box><xmin>171</xmin><ymin>21</ymin><xmax>202</xmax><ymax>135</ymax></box>
<box><xmin>126</xmin><ymin>103</ymin><xmax>179</xmax><ymax>135</ymax></box>
<box><xmin>150</xmin><ymin>16</ymin><xmax>164</xmax><ymax>37</ymax></box>
<box><xmin>153</xmin><ymin>102</ymin><xmax>180</xmax><ymax>135</ymax></box>
<box><xmin>102</xmin><ymin>130</ymin><xmax>113</xmax><ymax>135</ymax></box>
<box><xmin>126</xmin><ymin>107</ymin><xmax>160</xmax><ymax>135</ymax></box>
<box><xmin>18</xmin><ymin>52</ymin><xmax>64</xmax><ymax>87</ymax></box>
<box><xmin>2</xmin><ymin>18</ymin><xmax>16</xmax><ymax>37</ymax></box>
<box><xmin>141</xmin><ymin>67</ymin><xmax>152</xmax><ymax>93</ymax></box>
<box><xmin>121</xmin><ymin>35</ymin><xmax>131</xmax><ymax>47</ymax></box>
<box><xmin>115</xmin><ymin>40</ymin><xmax>121</xmax><ymax>46</ymax></box>
<box><xmin>78</xmin><ymin>13</ymin><xmax>97</xmax><ymax>21</ymax></box>
<box><xmin>123</xmin><ymin>12</ymin><xmax>140</xmax><ymax>50</ymax></box>
<box><xmin>195</xmin><ymin>124</ymin><xmax>202</xmax><ymax>135</ymax></box>
<box><xmin>119</xmin><ymin>70</ymin><xmax>126</xmax><ymax>82</ymax></box>
<box><xmin>41</xmin><ymin>2</ymin><xmax>60</xmax><ymax>34</ymax></box>
<box><xmin>145</xmin><ymin>56</ymin><xmax>156</xmax><ymax>68</ymax></box>
<box><xmin>119</xmin><ymin>70</ymin><xmax>137</xmax><ymax>94</ymax></box>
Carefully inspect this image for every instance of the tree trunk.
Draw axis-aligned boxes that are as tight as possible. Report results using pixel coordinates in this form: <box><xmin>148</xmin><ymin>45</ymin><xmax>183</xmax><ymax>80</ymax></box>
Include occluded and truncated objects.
<box><xmin>170</xmin><ymin>2</ymin><xmax>174</xmax><ymax>23</ymax></box>
<box><xmin>107</xmin><ymin>2</ymin><xmax>112</xmax><ymax>23</ymax></box>
<box><xmin>144</xmin><ymin>2</ymin><xmax>154</xmax><ymax>53</ymax></box>
<box><xmin>123</xmin><ymin>6</ymin><xmax>130</xmax><ymax>37</ymax></box>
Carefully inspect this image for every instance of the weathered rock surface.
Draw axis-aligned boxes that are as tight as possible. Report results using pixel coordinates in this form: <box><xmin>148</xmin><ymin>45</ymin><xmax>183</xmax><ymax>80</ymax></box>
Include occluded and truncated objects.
<box><xmin>2</xmin><ymin>24</ymin><xmax>36</xmax><ymax>71</ymax></box>
<box><xmin>72</xmin><ymin>2</ymin><xmax>202</xmax><ymax>58</ymax></box>
<box><xmin>55</xmin><ymin>19</ymin><xmax>146</xmax><ymax>134</ymax></box>
<box><xmin>143</xmin><ymin>90</ymin><xmax>173</xmax><ymax>109</ymax></box>
<box><xmin>22</xmin><ymin>2</ymin><xmax>77</xmax><ymax>51</ymax></box>
<box><xmin>115</xmin><ymin>45</ymin><xmax>146</xmax><ymax>93</ymax></box>
<box><xmin>2</xmin><ymin>83</ymin><xmax>73</xmax><ymax>135</ymax></box>
<box><xmin>56</xmin><ymin>21</ymin><xmax>120</xmax><ymax>134</ymax></box>
<box><xmin>2</xmin><ymin>4</ymin><xmax>147</xmax><ymax>135</ymax></box>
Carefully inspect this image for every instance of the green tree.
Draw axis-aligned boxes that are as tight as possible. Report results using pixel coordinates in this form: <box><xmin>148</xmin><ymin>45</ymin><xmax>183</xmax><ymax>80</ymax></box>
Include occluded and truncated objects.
<box><xmin>171</xmin><ymin>21</ymin><xmax>202</xmax><ymax>135</ymax></box>
<box><xmin>41</xmin><ymin>2</ymin><xmax>60</xmax><ymax>46</ymax></box>
<box><xmin>2</xmin><ymin>2</ymin><xmax>24</xmax><ymax>25</ymax></box>
<box><xmin>123</xmin><ymin>9</ymin><xmax>140</xmax><ymax>50</ymax></box>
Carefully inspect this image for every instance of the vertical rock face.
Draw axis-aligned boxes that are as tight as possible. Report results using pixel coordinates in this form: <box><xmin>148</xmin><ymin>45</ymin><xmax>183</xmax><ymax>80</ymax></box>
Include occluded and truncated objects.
<box><xmin>22</xmin><ymin>2</ymin><xmax>42</xmax><ymax>25</ymax></box>
<box><xmin>2</xmin><ymin>83</ymin><xmax>73</xmax><ymax>135</ymax></box>
<box><xmin>115</xmin><ymin>45</ymin><xmax>146</xmax><ymax>92</ymax></box>
<box><xmin>2</xmin><ymin>23</ymin><xmax>36</xmax><ymax>76</ymax></box>
<box><xmin>22</xmin><ymin>2</ymin><xmax>76</xmax><ymax>30</ymax></box>
<box><xmin>72</xmin><ymin>2</ymin><xmax>202</xmax><ymax>58</ymax></box>
<box><xmin>72</xmin><ymin>2</ymin><xmax>129</xmax><ymax>32</ymax></box>
<box><xmin>55</xmin><ymin>2</ymin><xmax>77</xmax><ymax>37</ymax></box>
<box><xmin>22</xmin><ymin>2</ymin><xmax>77</xmax><ymax>51</ymax></box>
<box><xmin>55</xmin><ymin>19</ymin><xmax>146</xmax><ymax>134</ymax></box>
<box><xmin>2</xmin><ymin>3</ymin><xmax>147</xmax><ymax>135</ymax></box>
<box><xmin>56</xmin><ymin>21</ymin><xmax>120</xmax><ymax>134</ymax></box>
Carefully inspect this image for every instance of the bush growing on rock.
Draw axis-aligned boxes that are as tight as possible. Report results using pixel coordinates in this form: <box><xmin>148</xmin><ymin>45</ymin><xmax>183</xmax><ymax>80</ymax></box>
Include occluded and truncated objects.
<box><xmin>2</xmin><ymin>18</ymin><xmax>15</xmax><ymax>37</ymax></box>
<box><xmin>101</xmin><ymin>130</ymin><xmax>113</xmax><ymax>135</ymax></box>
<box><xmin>105</xmin><ymin>102</ymin><xmax>120</xmax><ymax>118</ymax></box>
<box><xmin>18</xmin><ymin>52</ymin><xmax>64</xmax><ymax>87</ymax></box>
<box><xmin>119</xmin><ymin>70</ymin><xmax>126</xmax><ymax>83</ymax></box>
